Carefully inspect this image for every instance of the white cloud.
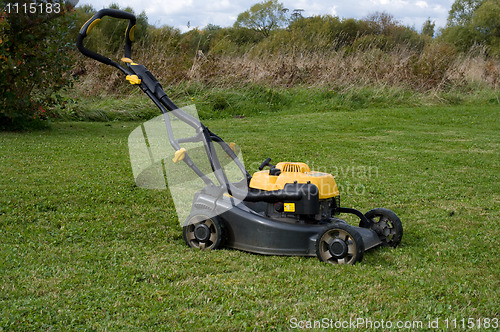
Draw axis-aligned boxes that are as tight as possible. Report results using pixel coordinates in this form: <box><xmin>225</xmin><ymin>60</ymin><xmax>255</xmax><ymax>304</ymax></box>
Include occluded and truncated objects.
<box><xmin>77</xmin><ymin>0</ymin><xmax>455</xmax><ymax>31</ymax></box>
<box><xmin>415</xmin><ymin>1</ymin><xmax>429</xmax><ymax>9</ymax></box>
<box><xmin>331</xmin><ymin>5</ymin><xmax>338</xmax><ymax>16</ymax></box>
<box><xmin>144</xmin><ymin>0</ymin><xmax>193</xmax><ymax>16</ymax></box>
<box><xmin>211</xmin><ymin>0</ymin><xmax>233</xmax><ymax>11</ymax></box>
<box><xmin>370</xmin><ymin>0</ymin><xmax>410</xmax><ymax>6</ymax></box>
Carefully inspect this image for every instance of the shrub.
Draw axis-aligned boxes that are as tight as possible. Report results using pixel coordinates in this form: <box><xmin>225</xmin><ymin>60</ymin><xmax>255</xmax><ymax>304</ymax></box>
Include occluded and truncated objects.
<box><xmin>410</xmin><ymin>43</ymin><xmax>458</xmax><ymax>90</ymax></box>
<box><xmin>440</xmin><ymin>0</ymin><xmax>500</xmax><ymax>56</ymax></box>
<box><xmin>0</xmin><ymin>0</ymin><xmax>76</xmax><ymax>130</ymax></box>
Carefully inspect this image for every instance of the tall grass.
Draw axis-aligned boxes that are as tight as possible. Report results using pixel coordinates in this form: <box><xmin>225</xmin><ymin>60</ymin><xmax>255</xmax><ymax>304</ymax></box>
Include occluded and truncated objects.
<box><xmin>68</xmin><ymin>44</ymin><xmax>498</xmax><ymax>124</ymax></box>
<box><xmin>74</xmin><ymin>32</ymin><xmax>499</xmax><ymax>97</ymax></box>
<box><xmin>188</xmin><ymin>44</ymin><xmax>499</xmax><ymax>91</ymax></box>
<box><xmin>68</xmin><ymin>29</ymin><xmax>499</xmax><ymax>125</ymax></box>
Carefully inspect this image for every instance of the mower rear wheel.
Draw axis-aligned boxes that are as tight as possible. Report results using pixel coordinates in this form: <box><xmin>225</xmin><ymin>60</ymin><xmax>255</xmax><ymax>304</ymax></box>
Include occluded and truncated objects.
<box><xmin>361</xmin><ymin>208</ymin><xmax>403</xmax><ymax>247</ymax></box>
<box><xmin>316</xmin><ymin>222</ymin><xmax>365</xmax><ymax>265</ymax></box>
<box><xmin>183</xmin><ymin>215</ymin><xmax>223</xmax><ymax>250</ymax></box>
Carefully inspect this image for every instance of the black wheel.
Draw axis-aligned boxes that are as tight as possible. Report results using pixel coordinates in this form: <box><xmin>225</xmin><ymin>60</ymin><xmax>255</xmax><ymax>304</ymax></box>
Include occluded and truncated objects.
<box><xmin>316</xmin><ymin>222</ymin><xmax>365</xmax><ymax>265</ymax></box>
<box><xmin>361</xmin><ymin>208</ymin><xmax>403</xmax><ymax>247</ymax></box>
<box><xmin>183</xmin><ymin>215</ymin><xmax>223</xmax><ymax>250</ymax></box>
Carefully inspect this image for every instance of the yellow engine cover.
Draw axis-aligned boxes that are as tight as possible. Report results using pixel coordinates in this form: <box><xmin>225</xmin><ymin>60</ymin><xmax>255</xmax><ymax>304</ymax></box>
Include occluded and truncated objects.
<box><xmin>249</xmin><ymin>162</ymin><xmax>339</xmax><ymax>199</ymax></box>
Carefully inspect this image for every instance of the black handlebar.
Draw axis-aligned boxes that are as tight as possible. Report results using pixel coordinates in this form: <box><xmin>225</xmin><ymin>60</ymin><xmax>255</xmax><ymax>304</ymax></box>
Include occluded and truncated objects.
<box><xmin>77</xmin><ymin>9</ymin><xmax>136</xmax><ymax>70</ymax></box>
<box><xmin>76</xmin><ymin>8</ymin><xmax>253</xmax><ymax>199</ymax></box>
<box><xmin>259</xmin><ymin>158</ymin><xmax>273</xmax><ymax>170</ymax></box>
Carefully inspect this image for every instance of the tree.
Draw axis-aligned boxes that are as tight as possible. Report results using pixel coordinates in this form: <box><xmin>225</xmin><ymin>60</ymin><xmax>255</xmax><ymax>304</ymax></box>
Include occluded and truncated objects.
<box><xmin>441</xmin><ymin>0</ymin><xmax>499</xmax><ymax>55</ymax></box>
<box><xmin>234</xmin><ymin>0</ymin><xmax>288</xmax><ymax>37</ymax></box>
<box><xmin>287</xmin><ymin>15</ymin><xmax>343</xmax><ymax>50</ymax></box>
<box><xmin>290</xmin><ymin>9</ymin><xmax>304</xmax><ymax>22</ymax></box>
<box><xmin>472</xmin><ymin>0</ymin><xmax>500</xmax><ymax>54</ymax></box>
<box><xmin>447</xmin><ymin>0</ymin><xmax>484</xmax><ymax>26</ymax></box>
<box><xmin>364</xmin><ymin>11</ymin><xmax>399</xmax><ymax>36</ymax></box>
<box><xmin>422</xmin><ymin>18</ymin><xmax>435</xmax><ymax>38</ymax></box>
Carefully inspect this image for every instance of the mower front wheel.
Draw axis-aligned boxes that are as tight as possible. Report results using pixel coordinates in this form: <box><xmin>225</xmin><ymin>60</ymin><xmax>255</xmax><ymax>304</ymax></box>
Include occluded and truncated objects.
<box><xmin>361</xmin><ymin>208</ymin><xmax>403</xmax><ymax>247</ymax></box>
<box><xmin>183</xmin><ymin>215</ymin><xmax>223</xmax><ymax>250</ymax></box>
<box><xmin>316</xmin><ymin>221</ymin><xmax>365</xmax><ymax>265</ymax></box>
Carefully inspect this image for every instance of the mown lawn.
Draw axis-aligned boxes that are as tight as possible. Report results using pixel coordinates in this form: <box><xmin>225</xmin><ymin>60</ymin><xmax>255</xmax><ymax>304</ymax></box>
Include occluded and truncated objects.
<box><xmin>1</xmin><ymin>104</ymin><xmax>498</xmax><ymax>330</ymax></box>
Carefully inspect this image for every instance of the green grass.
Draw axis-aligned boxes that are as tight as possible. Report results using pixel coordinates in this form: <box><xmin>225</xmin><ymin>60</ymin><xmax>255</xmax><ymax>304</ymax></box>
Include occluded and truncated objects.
<box><xmin>64</xmin><ymin>83</ymin><xmax>500</xmax><ymax>122</ymax></box>
<box><xmin>1</xmin><ymin>103</ymin><xmax>499</xmax><ymax>330</ymax></box>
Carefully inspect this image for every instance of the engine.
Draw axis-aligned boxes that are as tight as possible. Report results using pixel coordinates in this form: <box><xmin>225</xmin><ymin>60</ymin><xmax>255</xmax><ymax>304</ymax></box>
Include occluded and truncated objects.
<box><xmin>248</xmin><ymin>162</ymin><xmax>340</xmax><ymax>222</ymax></box>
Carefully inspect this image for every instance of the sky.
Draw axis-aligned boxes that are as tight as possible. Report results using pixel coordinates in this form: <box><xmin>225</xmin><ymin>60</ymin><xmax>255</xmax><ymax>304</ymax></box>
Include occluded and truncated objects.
<box><xmin>76</xmin><ymin>0</ymin><xmax>455</xmax><ymax>33</ymax></box>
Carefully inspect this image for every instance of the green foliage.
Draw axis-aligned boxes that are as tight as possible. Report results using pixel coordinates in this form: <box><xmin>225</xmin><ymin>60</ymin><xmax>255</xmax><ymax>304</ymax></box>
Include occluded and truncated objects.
<box><xmin>446</xmin><ymin>0</ymin><xmax>484</xmax><ymax>26</ymax></box>
<box><xmin>285</xmin><ymin>15</ymin><xmax>343</xmax><ymax>52</ymax></box>
<box><xmin>422</xmin><ymin>18</ymin><xmax>436</xmax><ymax>38</ymax></box>
<box><xmin>0</xmin><ymin>0</ymin><xmax>77</xmax><ymax>130</ymax></box>
<box><xmin>441</xmin><ymin>0</ymin><xmax>499</xmax><ymax>55</ymax></box>
<box><xmin>364</xmin><ymin>11</ymin><xmax>399</xmax><ymax>35</ymax></box>
<box><xmin>141</xmin><ymin>25</ymin><xmax>182</xmax><ymax>53</ymax></box>
<box><xmin>65</xmin><ymin>84</ymin><xmax>499</xmax><ymax>122</ymax></box>
<box><xmin>352</xmin><ymin>34</ymin><xmax>391</xmax><ymax>51</ymax></box>
<box><xmin>209</xmin><ymin>26</ymin><xmax>264</xmax><ymax>55</ymax></box>
<box><xmin>179</xmin><ymin>25</ymin><xmax>224</xmax><ymax>56</ymax></box>
<box><xmin>289</xmin><ymin>15</ymin><xmax>341</xmax><ymax>41</ymax></box>
<box><xmin>234</xmin><ymin>0</ymin><xmax>288</xmax><ymax>37</ymax></box>
<box><xmin>339</xmin><ymin>18</ymin><xmax>371</xmax><ymax>46</ymax></box>
<box><xmin>363</xmin><ymin>12</ymin><xmax>424</xmax><ymax>50</ymax></box>
<box><xmin>248</xmin><ymin>12</ymin><xmax>425</xmax><ymax>56</ymax></box>
<box><xmin>472</xmin><ymin>0</ymin><xmax>500</xmax><ymax>55</ymax></box>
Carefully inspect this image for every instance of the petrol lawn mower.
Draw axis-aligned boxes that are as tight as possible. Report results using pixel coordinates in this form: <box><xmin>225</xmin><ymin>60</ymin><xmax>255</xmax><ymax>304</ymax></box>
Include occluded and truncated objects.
<box><xmin>77</xmin><ymin>9</ymin><xmax>403</xmax><ymax>265</ymax></box>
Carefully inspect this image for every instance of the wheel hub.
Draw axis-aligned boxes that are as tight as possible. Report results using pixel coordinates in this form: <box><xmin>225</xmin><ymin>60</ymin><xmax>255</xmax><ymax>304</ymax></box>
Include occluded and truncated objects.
<box><xmin>329</xmin><ymin>239</ymin><xmax>348</xmax><ymax>259</ymax></box>
<box><xmin>194</xmin><ymin>224</ymin><xmax>210</xmax><ymax>242</ymax></box>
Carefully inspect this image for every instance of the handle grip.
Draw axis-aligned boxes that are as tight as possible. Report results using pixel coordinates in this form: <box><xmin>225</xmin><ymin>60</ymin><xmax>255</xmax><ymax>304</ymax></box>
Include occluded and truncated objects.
<box><xmin>259</xmin><ymin>158</ymin><xmax>273</xmax><ymax>170</ymax></box>
<box><xmin>77</xmin><ymin>9</ymin><xmax>137</xmax><ymax>67</ymax></box>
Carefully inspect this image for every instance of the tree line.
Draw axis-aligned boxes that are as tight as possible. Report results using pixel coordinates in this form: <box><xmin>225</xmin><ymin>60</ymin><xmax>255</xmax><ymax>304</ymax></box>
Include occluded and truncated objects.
<box><xmin>79</xmin><ymin>0</ymin><xmax>499</xmax><ymax>58</ymax></box>
<box><xmin>0</xmin><ymin>0</ymin><xmax>498</xmax><ymax>129</ymax></box>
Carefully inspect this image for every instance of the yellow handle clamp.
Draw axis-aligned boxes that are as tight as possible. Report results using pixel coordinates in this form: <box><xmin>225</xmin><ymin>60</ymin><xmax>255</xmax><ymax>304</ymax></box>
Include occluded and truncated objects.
<box><xmin>173</xmin><ymin>148</ymin><xmax>186</xmax><ymax>163</ymax></box>
<box><xmin>229</xmin><ymin>142</ymin><xmax>236</xmax><ymax>153</ymax></box>
<box><xmin>126</xmin><ymin>75</ymin><xmax>141</xmax><ymax>85</ymax></box>
<box><xmin>121</xmin><ymin>57</ymin><xmax>139</xmax><ymax>65</ymax></box>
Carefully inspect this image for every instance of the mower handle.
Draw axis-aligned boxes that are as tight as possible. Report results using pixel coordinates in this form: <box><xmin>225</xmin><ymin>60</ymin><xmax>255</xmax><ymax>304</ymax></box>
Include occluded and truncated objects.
<box><xmin>77</xmin><ymin>9</ymin><xmax>136</xmax><ymax>70</ymax></box>
<box><xmin>259</xmin><ymin>158</ymin><xmax>273</xmax><ymax>170</ymax></box>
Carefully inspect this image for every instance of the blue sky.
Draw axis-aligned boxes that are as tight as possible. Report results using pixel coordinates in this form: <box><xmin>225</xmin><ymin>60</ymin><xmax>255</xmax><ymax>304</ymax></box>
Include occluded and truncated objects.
<box><xmin>77</xmin><ymin>0</ymin><xmax>454</xmax><ymax>32</ymax></box>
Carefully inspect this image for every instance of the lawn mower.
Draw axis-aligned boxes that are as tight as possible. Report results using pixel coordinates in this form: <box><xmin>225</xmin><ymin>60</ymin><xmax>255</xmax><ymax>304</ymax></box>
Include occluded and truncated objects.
<box><xmin>77</xmin><ymin>9</ymin><xmax>403</xmax><ymax>265</ymax></box>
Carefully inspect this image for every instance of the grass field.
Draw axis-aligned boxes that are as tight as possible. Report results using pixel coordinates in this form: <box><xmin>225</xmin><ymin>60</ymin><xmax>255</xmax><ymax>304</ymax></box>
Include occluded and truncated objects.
<box><xmin>1</xmin><ymin>102</ymin><xmax>499</xmax><ymax>330</ymax></box>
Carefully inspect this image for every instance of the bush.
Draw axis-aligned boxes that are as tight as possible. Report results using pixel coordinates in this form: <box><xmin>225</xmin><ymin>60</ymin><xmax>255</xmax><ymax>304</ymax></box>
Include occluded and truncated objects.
<box><xmin>410</xmin><ymin>43</ymin><xmax>458</xmax><ymax>90</ymax></box>
<box><xmin>440</xmin><ymin>0</ymin><xmax>500</xmax><ymax>57</ymax></box>
<box><xmin>0</xmin><ymin>0</ymin><xmax>76</xmax><ymax>130</ymax></box>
